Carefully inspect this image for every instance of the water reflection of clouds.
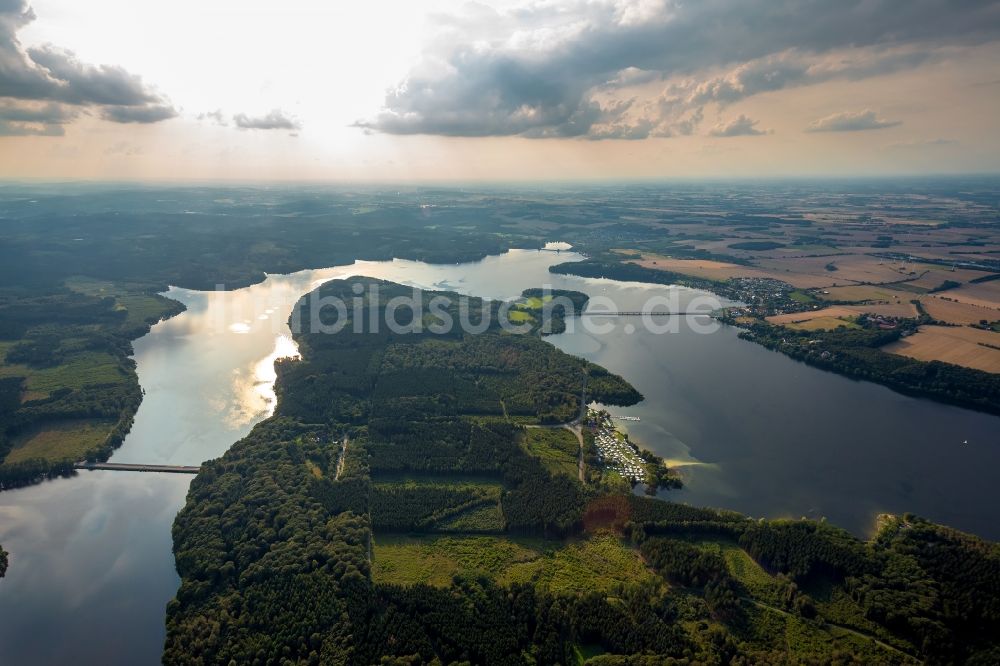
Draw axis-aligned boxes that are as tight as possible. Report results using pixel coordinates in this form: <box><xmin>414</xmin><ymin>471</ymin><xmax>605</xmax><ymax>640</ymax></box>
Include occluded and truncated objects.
<box><xmin>0</xmin><ymin>473</ymin><xmax>190</xmax><ymax>663</ymax></box>
<box><xmin>225</xmin><ymin>334</ymin><xmax>300</xmax><ymax>428</ymax></box>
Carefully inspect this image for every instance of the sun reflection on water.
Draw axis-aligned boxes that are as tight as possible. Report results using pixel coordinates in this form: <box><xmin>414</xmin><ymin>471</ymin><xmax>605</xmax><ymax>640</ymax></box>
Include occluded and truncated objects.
<box><xmin>226</xmin><ymin>334</ymin><xmax>301</xmax><ymax>428</ymax></box>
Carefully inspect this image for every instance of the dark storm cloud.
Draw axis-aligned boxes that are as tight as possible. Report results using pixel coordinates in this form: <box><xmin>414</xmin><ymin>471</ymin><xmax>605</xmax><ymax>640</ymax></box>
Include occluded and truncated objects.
<box><xmin>233</xmin><ymin>109</ymin><xmax>301</xmax><ymax>130</ymax></box>
<box><xmin>806</xmin><ymin>110</ymin><xmax>902</xmax><ymax>132</ymax></box>
<box><xmin>0</xmin><ymin>99</ymin><xmax>74</xmax><ymax>136</ymax></box>
<box><xmin>360</xmin><ymin>0</ymin><xmax>1000</xmax><ymax>140</ymax></box>
<box><xmin>25</xmin><ymin>45</ymin><xmax>161</xmax><ymax>106</ymax></box>
<box><xmin>0</xmin><ymin>99</ymin><xmax>74</xmax><ymax>123</ymax></box>
<box><xmin>0</xmin><ymin>0</ymin><xmax>174</xmax><ymax>134</ymax></box>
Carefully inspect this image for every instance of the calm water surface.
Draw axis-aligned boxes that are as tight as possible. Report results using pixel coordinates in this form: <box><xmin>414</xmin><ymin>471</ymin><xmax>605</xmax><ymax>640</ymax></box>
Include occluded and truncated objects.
<box><xmin>1</xmin><ymin>248</ymin><xmax>998</xmax><ymax>664</ymax></box>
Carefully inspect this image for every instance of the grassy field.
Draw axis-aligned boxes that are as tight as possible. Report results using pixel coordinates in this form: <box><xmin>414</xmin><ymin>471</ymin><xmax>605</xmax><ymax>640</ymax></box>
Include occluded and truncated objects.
<box><xmin>818</xmin><ymin>284</ymin><xmax>909</xmax><ymax>302</ymax></box>
<box><xmin>523</xmin><ymin>428</ymin><xmax>578</xmax><ymax>478</ymax></box>
<box><xmin>372</xmin><ymin>532</ymin><xmax>653</xmax><ymax>593</ymax></box>
<box><xmin>684</xmin><ymin>537</ymin><xmax>785</xmax><ymax>601</ymax></box>
<box><xmin>718</xmin><ymin>542</ymin><xmax>779</xmax><ymax>597</ymax></box>
<box><xmin>4</xmin><ymin>418</ymin><xmax>116</xmax><ymax>463</ymax></box>
<box><xmin>0</xmin><ymin>351</ymin><xmax>128</xmax><ymax>400</ymax></box>
<box><xmin>784</xmin><ymin>315</ymin><xmax>859</xmax><ymax>331</ymax></box>
<box><xmin>372</xmin><ymin>534</ymin><xmax>547</xmax><ymax>586</ymax></box>
<box><xmin>519</xmin><ymin>294</ymin><xmax>553</xmax><ymax>310</ymax></box>
<box><xmin>504</xmin><ymin>533</ymin><xmax>655</xmax><ymax>593</ymax></box>
<box><xmin>788</xmin><ymin>290</ymin><xmax>818</xmax><ymax>304</ymax></box>
<box><xmin>436</xmin><ymin>502</ymin><xmax>507</xmax><ymax>532</ymax></box>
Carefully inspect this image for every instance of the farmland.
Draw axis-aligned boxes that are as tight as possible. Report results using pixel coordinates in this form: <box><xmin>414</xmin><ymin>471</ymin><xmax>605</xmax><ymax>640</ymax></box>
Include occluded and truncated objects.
<box><xmin>818</xmin><ymin>284</ymin><xmax>909</xmax><ymax>302</ymax></box>
<box><xmin>767</xmin><ymin>307</ymin><xmax>860</xmax><ymax>330</ymax></box>
<box><xmin>919</xmin><ymin>295</ymin><xmax>1000</xmax><ymax>324</ymax></box>
<box><xmin>883</xmin><ymin>325</ymin><xmax>1000</xmax><ymax>373</ymax></box>
<box><xmin>945</xmin><ymin>280</ymin><xmax>1000</xmax><ymax>309</ymax></box>
<box><xmin>0</xmin><ymin>351</ymin><xmax>128</xmax><ymax>400</ymax></box>
<box><xmin>4</xmin><ymin>418</ymin><xmax>116</xmax><ymax>464</ymax></box>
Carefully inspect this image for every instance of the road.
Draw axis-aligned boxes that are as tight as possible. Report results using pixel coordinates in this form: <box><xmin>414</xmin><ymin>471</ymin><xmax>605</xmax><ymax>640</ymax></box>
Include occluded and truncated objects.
<box><xmin>334</xmin><ymin>436</ymin><xmax>349</xmax><ymax>480</ymax></box>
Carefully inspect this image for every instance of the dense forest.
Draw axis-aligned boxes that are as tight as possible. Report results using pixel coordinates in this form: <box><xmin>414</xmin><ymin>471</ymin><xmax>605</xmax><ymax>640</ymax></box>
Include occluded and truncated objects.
<box><xmin>166</xmin><ymin>278</ymin><xmax>1000</xmax><ymax>665</ymax></box>
<box><xmin>0</xmin><ymin>545</ymin><xmax>7</xmax><ymax>578</ymax></box>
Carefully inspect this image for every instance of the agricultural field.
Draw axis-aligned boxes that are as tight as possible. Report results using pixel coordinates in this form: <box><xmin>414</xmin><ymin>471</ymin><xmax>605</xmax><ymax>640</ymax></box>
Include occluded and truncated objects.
<box><xmin>770</xmin><ymin>301</ymin><xmax>918</xmax><ymax>325</ymax></box>
<box><xmin>4</xmin><ymin>418</ymin><xmax>115</xmax><ymax>464</ymax></box>
<box><xmin>901</xmin><ymin>266</ymin><xmax>986</xmax><ymax>292</ymax></box>
<box><xmin>883</xmin><ymin>325</ymin><xmax>1000</xmax><ymax>373</ymax></box>
<box><xmin>945</xmin><ymin>280</ymin><xmax>1000</xmax><ymax>309</ymax></box>
<box><xmin>627</xmin><ymin>252</ymin><xmax>954</xmax><ymax>291</ymax></box>
<box><xmin>754</xmin><ymin>254</ymin><xmax>916</xmax><ymax>286</ymax></box>
<box><xmin>0</xmin><ymin>351</ymin><xmax>129</xmax><ymax>400</ymax></box>
<box><xmin>919</xmin><ymin>296</ymin><xmax>1000</xmax><ymax>324</ymax></box>
<box><xmin>818</xmin><ymin>284</ymin><xmax>911</xmax><ymax>303</ymax></box>
<box><xmin>767</xmin><ymin>307</ymin><xmax>861</xmax><ymax>329</ymax></box>
<box><xmin>625</xmin><ymin>253</ymin><xmax>833</xmax><ymax>289</ymax></box>
<box><xmin>844</xmin><ymin>301</ymin><xmax>919</xmax><ymax>318</ymax></box>
<box><xmin>522</xmin><ymin>427</ymin><xmax>579</xmax><ymax>478</ymax></box>
<box><xmin>625</xmin><ymin>255</ymin><xmax>748</xmax><ymax>281</ymax></box>
<box><xmin>786</xmin><ymin>315</ymin><xmax>860</xmax><ymax>332</ymax></box>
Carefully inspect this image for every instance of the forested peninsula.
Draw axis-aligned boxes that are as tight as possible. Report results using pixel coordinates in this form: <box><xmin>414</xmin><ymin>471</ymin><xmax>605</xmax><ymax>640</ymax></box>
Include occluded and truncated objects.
<box><xmin>0</xmin><ymin>199</ymin><xmax>534</xmax><ymax>489</ymax></box>
<box><xmin>165</xmin><ymin>279</ymin><xmax>1000</xmax><ymax>665</ymax></box>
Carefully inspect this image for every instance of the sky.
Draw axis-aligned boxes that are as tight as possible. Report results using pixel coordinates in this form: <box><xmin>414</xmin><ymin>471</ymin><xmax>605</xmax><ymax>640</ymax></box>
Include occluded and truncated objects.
<box><xmin>1</xmin><ymin>0</ymin><xmax>999</xmax><ymax>181</ymax></box>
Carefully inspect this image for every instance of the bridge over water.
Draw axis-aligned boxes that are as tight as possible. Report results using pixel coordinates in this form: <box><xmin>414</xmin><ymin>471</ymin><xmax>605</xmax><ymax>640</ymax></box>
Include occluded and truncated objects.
<box><xmin>74</xmin><ymin>462</ymin><xmax>201</xmax><ymax>474</ymax></box>
<box><xmin>570</xmin><ymin>311</ymin><xmax>715</xmax><ymax>316</ymax></box>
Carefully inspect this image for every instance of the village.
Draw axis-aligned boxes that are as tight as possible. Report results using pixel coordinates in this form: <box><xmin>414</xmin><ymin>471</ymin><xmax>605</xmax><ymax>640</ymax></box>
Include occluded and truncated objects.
<box><xmin>585</xmin><ymin>408</ymin><xmax>648</xmax><ymax>484</ymax></box>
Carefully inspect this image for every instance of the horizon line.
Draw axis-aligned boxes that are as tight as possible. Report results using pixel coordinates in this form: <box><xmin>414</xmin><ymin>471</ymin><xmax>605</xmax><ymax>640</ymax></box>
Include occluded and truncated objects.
<box><xmin>2</xmin><ymin>172</ymin><xmax>999</xmax><ymax>189</ymax></box>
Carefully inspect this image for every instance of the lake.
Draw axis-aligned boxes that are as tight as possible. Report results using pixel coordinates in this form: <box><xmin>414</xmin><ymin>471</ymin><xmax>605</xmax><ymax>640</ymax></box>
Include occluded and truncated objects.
<box><xmin>1</xmin><ymin>247</ymin><xmax>998</xmax><ymax>664</ymax></box>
